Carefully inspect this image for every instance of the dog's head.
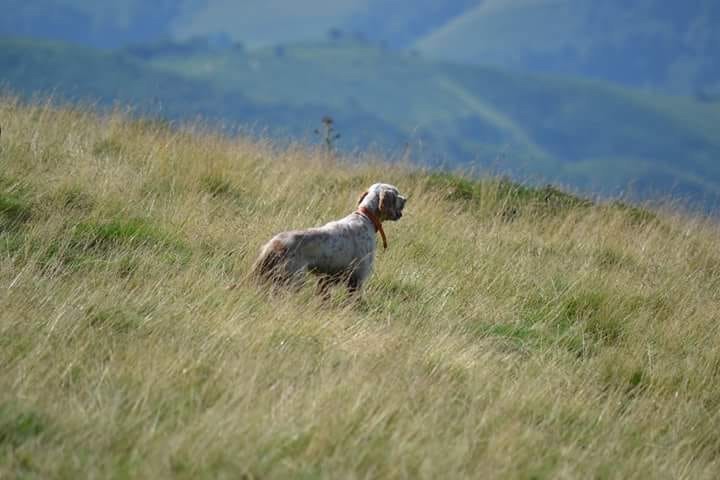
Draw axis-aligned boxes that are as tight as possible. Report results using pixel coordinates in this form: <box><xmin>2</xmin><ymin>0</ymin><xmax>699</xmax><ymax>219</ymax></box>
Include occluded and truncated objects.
<box><xmin>358</xmin><ymin>183</ymin><xmax>406</xmax><ymax>221</ymax></box>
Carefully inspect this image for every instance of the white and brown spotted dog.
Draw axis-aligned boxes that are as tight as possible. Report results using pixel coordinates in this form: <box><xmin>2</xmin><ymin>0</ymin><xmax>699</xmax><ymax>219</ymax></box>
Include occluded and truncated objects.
<box><xmin>252</xmin><ymin>183</ymin><xmax>406</xmax><ymax>295</ymax></box>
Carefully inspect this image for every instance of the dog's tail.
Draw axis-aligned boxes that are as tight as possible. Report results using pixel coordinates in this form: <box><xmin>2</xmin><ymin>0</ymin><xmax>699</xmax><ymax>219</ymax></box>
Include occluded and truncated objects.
<box><xmin>251</xmin><ymin>239</ymin><xmax>289</xmax><ymax>284</ymax></box>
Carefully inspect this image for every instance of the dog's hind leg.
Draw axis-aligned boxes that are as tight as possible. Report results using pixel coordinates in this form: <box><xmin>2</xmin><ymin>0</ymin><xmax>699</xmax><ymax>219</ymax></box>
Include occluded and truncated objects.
<box><xmin>316</xmin><ymin>273</ymin><xmax>344</xmax><ymax>300</ymax></box>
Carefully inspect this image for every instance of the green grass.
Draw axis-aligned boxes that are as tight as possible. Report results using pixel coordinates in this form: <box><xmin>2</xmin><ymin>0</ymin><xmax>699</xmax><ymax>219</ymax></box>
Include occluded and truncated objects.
<box><xmin>0</xmin><ymin>404</ymin><xmax>46</xmax><ymax>450</ymax></box>
<box><xmin>0</xmin><ymin>193</ymin><xmax>31</xmax><ymax>228</ymax></box>
<box><xmin>0</xmin><ymin>175</ymin><xmax>32</xmax><ymax>228</ymax></box>
<box><xmin>2</xmin><ymin>97</ymin><xmax>720</xmax><ymax>478</ymax></box>
<box><xmin>66</xmin><ymin>218</ymin><xmax>187</xmax><ymax>271</ymax></box>
<box><xmin>424</xmin><ymin>172</ymin><xmax>592</xmax><ymax>220</ymax></box>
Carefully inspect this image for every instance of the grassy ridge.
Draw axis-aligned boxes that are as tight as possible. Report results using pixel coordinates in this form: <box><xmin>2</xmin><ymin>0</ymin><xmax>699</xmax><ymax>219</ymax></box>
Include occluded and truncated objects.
<box><xmin>2</xmin><ymin>97</ymin><xmax>720</xmax><ymax>478</ymax></box>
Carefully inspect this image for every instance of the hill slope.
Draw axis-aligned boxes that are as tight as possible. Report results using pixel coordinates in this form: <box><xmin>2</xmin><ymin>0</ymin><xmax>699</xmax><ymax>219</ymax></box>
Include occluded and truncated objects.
<box><xmin>0</xmin><ymin>0</ymin><xmax>182</xmax><ymax>48</ymax></box>
<box><xmin>2</xmin><ymin>98</ymin><xmax>720</xmax><ymax>478</ymax></box>
<box><xmin>0</xmin><ymin>0</ymin><xmax>477</xmax><ymax>50</ymax></box>
<box><xmin>3</xmin><ymin>0</ymin><xmax>718</xmax><ymax>96</ymax></box>
<box><xmin>415</xmin><ymin>0</ymin><xmax>720</xmax><ymax>95</ymax></box>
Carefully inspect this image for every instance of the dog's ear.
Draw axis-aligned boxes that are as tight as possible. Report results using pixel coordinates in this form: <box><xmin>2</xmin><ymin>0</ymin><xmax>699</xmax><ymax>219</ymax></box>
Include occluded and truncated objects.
<box><xmin>379</xmin><ymin>189</ymin><xmax>395</xmax><ymax>216</ymax></box>
<box><xmin>357</xmin><ymin>190</ymin><xmax>368</xmax><ymax>206</ymax></box>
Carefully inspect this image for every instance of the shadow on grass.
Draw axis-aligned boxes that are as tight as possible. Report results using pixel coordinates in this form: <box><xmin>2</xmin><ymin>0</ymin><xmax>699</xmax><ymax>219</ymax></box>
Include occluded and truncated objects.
<box><xmin>0</xmin><ymin>403</ymin><xmax>47</xmax><ymax>451</ymax></box>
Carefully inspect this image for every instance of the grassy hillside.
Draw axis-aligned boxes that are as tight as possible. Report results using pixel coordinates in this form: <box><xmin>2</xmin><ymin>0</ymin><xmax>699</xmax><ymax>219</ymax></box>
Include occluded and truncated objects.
<box><xmin>2</xmin><ymin>97</ymin><xmax>720</xmax><ymax>478</ymax></box>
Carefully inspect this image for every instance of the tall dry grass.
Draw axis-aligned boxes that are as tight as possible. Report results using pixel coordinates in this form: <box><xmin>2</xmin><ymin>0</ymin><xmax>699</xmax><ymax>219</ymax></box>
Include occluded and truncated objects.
<box><xmin>1</xmin><ymin>96</ymin><xmax>720</xmax><ymax>479</ymax></box>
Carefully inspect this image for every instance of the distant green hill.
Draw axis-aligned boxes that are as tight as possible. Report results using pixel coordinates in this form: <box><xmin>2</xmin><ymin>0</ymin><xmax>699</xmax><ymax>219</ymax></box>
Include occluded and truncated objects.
<box><xmin>0</xmin><ymin>38</ymin><xmax>405</xmax><ymax>146</ymax></box>
<box><xmin>0</xmin><ymin>0</ymin><xmax>462</xmax><ymax>50</ymax></box>
<box><xmin>3</xmin><ymin>0</ymin><xmax>718</xmax><ymax>97</ymax></box>
<box><xmin>171</xmin><ymin>0</ymin><xmax>482</xmax><ymax>49</ymax></box>
<box><xmin>2</xmin><ymin>37</ymin><xmax>720</xmax><ymax>208</ymax></box>
<box><xmin>0</xmin><ymin>0</ymin><xmax>182</xmax><ymax>48</ymax></box>
<box><xmin>415</xmin><ymin>0</ymin><xmax>720</xmax><ymax>96</ymax></box>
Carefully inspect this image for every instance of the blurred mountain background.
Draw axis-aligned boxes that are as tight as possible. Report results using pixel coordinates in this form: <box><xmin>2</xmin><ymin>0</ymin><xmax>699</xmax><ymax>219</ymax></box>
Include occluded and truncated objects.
<box><xmin>1</xmin><ymin>0</ymin><xmax>719</xmax><ymax>207</ymax></box>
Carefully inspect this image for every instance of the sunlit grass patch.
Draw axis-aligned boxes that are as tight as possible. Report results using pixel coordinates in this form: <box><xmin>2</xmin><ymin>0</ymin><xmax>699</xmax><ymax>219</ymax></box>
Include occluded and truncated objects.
<box><xmin>92</xmin><ymin>138</ymin><xmax>125</xmax><ymax>158</ymax></box>
<box><xmin>49</xmin><ymin>184</ymin><xmax>95</xmax><ymax>212</ymax></box>
<box><xmin>0</xmin><ymin>231</ymin><xmax>24</xmax><ymax>259</ymax></box>
<box><xmin>73</xmin><ymin>217</ymin><xmax>164</xmax><ymax>248</ymax></box>
<box><xmin>518</xmin><ymin>286</ymin><xmax>641</xmax><ymax>357</ymax></box>
<box><xmin>593</xmin><ymin>245</ymin><xmax>633</xmax><ymax>269</ymax></box>
<box><xmin>556</xmin><ymin>292</ymin><xmax>628</xmax><ymax>356</ymax></box>
<box><xmin>465</xmin><ymin>321</ymin><xmax>542</xmax><ymax>353</ymax></box>
<box><xmin>268</xmin><ymin>330</ymin><xmax>325</xmax><ymax>358</ymax></box>
<box><xmin>609</xmin><ymin>200</ymin><xmax>661</xmax><ymax>226</ymax></box>
<box><xmin>199</xmin><ymin>174</ymin><xmax>240</xmax><ymax>199</ymax></box>
<box><xmin>84</xmin><ymin>305</ymin><xmax>149</xmax><ymax>335</ymax></box>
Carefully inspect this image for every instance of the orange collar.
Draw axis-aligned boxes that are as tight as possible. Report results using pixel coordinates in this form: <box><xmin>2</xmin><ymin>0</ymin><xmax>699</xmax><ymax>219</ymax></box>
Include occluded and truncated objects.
<box><xmin>356</xmin><ymin>207</ymin><xmax>387</xmax><ymax>250</ymax></box>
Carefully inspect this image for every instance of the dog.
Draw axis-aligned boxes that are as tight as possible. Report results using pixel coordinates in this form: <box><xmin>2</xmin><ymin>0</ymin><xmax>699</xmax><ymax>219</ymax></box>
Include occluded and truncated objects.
<box><xmin>252</xmin><ymin>183</ymin><xmax>406</xmax><ymax>295</ymax></box>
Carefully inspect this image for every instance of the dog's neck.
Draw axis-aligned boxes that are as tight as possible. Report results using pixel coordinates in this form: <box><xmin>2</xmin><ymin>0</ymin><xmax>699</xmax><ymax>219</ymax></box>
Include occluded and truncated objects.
<box><xmin>356</xmin><ymin>206</ymin><xmax>387</xmax><ymax>250</ymax></box>
<box><xmin>358</xmin><ymin>192</ymin><xmax>380</xmax><ymax>212</ymax></box>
